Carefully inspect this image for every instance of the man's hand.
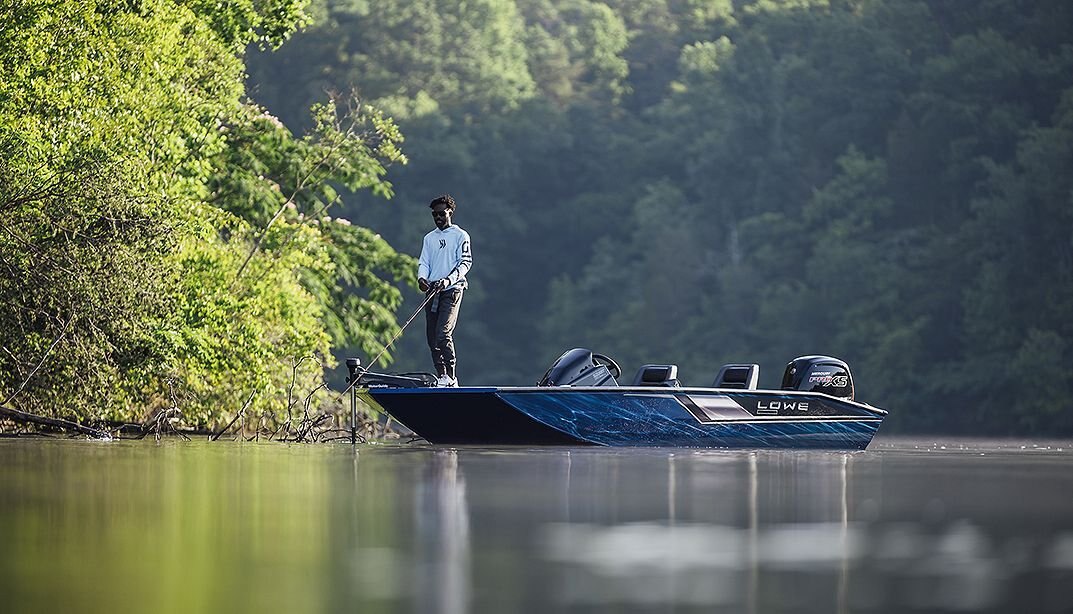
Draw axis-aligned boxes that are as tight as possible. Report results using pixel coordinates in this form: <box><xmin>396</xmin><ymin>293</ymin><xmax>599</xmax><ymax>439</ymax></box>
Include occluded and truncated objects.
<box><xmin>419</xmin><ymin>277</ymin><xmax>430</xmax><ymax>292</ymax></box>
<box><xmin>432</xmin><ymin>278</ymin><xmax>449</xmax><ymax>291</ymax></box>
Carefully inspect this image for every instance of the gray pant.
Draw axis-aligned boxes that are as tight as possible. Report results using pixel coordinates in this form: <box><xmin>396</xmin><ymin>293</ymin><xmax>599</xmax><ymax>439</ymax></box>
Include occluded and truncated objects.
<box><xmin>425</xmin><ymin>288</ymin><xmax>464</xmax><ymax>377</ymax></box>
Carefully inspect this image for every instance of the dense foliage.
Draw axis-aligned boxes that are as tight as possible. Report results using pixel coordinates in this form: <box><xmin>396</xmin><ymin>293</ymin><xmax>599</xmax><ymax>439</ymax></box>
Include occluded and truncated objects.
<box><xmin>248</xmin><ymin>0</ymin><xmax>1073</xmax><ymax>435</ymax></box>
<box><xmin>0</xmin><ymin>0</ymin><xmax>413</xmax><ymax>427</ymax></box>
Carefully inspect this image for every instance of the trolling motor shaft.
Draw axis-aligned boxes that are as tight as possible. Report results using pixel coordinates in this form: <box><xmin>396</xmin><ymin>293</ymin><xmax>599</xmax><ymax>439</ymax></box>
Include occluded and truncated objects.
<box><xmin>345</xmin><ymin>358</ymin><xmax>362</xmax><ymax>444</ymax></box>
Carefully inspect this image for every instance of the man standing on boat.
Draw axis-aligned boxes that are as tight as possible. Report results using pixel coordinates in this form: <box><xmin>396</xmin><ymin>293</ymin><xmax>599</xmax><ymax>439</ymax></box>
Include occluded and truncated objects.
<box><xmin>418</xmin><ymin>194</ymin><xmax>472</xmax><ymax>387</ymax></box>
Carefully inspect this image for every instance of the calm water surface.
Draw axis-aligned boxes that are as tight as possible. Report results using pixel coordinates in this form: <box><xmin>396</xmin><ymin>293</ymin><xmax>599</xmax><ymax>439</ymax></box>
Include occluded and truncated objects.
<box><xmin>1</xmin><ymin>436</ymin><xmax>1071</xmax><ymax>613</ymax></box>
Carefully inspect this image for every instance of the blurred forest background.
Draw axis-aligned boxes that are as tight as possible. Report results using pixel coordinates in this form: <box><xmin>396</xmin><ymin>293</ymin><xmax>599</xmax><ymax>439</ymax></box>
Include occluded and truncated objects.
<box><xmin>2</xmin><ymin>0</ymin><xmax>1071</xmax><ymax>435</ymax></box>
<box><xmin>248</xmin><ymin>0</ymin><xmax>1073</xmax><ymax>435</ymax></box>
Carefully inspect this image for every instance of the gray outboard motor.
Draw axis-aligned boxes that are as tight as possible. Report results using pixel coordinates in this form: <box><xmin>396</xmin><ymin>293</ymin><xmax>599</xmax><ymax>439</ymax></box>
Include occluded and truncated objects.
<box><xmin>538</xmin><ymin>348</ymin><xmax>620</xmax><ymax>387</ymax></box>
<box><xmin>781</xmin><ymin>355</ymin><xmax>854</xmax><ymax>400</ymax></box>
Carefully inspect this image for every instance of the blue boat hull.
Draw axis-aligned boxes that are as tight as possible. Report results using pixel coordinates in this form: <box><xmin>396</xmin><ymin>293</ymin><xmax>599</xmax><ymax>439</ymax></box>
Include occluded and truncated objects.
<box><xmin>360</xmin><ymin>387</ymin><xmax>885</xmax><ymax>449</ymax></box>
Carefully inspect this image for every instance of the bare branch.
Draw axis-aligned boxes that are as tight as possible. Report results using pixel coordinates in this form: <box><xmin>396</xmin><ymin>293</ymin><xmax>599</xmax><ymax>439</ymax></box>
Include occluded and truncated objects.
<box><xmin>1</xmin><ymin>345</ymin><xmax>25</xmax><ymax>380</ymax></box>
<box><xmin>0</xmin><ymin>404</ymin><xmax>110</xmax><ymax>439</ymax></box>
<box><xmin>0</xmin><ymin>220</ymin><xmax>81</xmax><ymax>278</ymax></box>
<box><xmin>211</xmin><ymin>390</ymin><xmax>256</xmax><ymax>441</ymax></box>
<box><xmin>1</xmin><ymin>315</ymin><xmax>73</xmax><ymax>406</ymax></box>
<box><xmin>231</xmin><ymin>116</ymin><xmax>350</xmax><ymax>286</ymax></box>
<box><xmin>248</xmin><ymin>195</ymin><xmax>341</xmax><ymax>287</ymax></box>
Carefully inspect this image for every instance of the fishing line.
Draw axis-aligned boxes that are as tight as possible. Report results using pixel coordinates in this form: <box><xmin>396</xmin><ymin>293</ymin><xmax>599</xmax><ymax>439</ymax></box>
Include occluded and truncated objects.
<box><xmin>337</xmin><ymin>288</ymin><xmax>438</xmax><ymax>400</ymax></box>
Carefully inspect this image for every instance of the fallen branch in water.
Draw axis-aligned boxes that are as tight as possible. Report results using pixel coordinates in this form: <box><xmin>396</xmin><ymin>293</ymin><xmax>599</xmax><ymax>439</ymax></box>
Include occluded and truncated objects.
<box><xmin>1</xmin><ymin>365</ymin><xmax>404</xmax><ymax>443</ymax></box>
<box><xmin>319</xmin><ymin>428</ymin><xmax>365</xmax><ymax>443</ymax></box>
<box><xmin>285</xmin><ymin>356</ymin><xmax>313</xmax><ymax>423</ymax></box>
<box><xmin>293</xmin><ymin>412</ymin><xmax>331</xmax><ymax>442</ymax></box>
<box><xmin>212</xmin><ymin>390</ymin><xmax>256</xmax><ymax>441</ymax></box>
<box><xmin>141</xmin><ymin>407</ymin><xmax>189</xmax><ymax>441</ymax></box>
<box><xmin>137</xmin><ymin>380</ymin><xmax>190</xmax><ymax>441</ymax></box>
<box><xmin>0</xmin><ymin>404</ymin><xmax>111</xmax><ymax>439</ymax></box>
<box><xmin>274</xmin><ymin>355</ymin><xmax>323</xmax><ymax>441</ymax></box>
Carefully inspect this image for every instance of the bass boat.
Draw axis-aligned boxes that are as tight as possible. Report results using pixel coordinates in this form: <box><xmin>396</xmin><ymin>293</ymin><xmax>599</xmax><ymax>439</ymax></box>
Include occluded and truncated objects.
<box><xmin>350</xmin><ymin>349</ymin><xmax>887</xmax><ymax>449</ymax></box>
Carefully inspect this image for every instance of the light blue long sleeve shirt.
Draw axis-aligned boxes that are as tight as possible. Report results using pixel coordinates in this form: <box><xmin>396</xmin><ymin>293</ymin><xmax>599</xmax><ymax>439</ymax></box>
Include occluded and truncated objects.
<box><xmin>417</xmin><ymin>224</ymin><xmax>472</xmax><ymax>290</ymax></box>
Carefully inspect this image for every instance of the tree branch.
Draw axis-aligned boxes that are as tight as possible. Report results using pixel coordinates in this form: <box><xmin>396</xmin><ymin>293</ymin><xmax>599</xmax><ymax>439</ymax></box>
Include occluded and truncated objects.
<box><xmin>1</xmin><ymin>315</ymin><xmax>73</xmax><ymax>406</ymax></box>
<box><xmin>230</xmin><ymin>126</ymin><xmax>349</xmax><ymax>287</ymax></box>
<box><xmin>0</xmin><ymin>404</ymin><xmax>110</xmax><ymax>439</ymax></box>
<box><xmin>211</xmin><ymin>390</ymin><xmax>256</xmax><ymax>441</ymax></box>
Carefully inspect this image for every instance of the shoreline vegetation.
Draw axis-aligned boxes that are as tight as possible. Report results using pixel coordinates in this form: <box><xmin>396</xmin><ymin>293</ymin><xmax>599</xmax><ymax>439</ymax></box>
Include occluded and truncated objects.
<box><xmin>0</xmin><ymin>403</ymin><xmax>405</xmax><ymax>443</ymax></box>
<box><xmin>2</xmin><ymin>1</ymin><xmax>415</xmax><ymax>435</ymax></box>
<box><xmin>3</xmin><ymin>0</ymin><xmax>1072</xmax><ymax>438</ymax></box>
<box><xmin>0</xmin><ymin>389</ymin><xmax>407</xmax><ymax>443</ymax></box>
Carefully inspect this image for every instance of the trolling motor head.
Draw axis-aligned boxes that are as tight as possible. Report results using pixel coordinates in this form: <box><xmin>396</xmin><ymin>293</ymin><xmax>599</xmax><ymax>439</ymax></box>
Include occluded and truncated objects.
<box><xmin>345</xmin><ymin>358</ymin><xmax>362</xmax><ymax>384</ymax></box>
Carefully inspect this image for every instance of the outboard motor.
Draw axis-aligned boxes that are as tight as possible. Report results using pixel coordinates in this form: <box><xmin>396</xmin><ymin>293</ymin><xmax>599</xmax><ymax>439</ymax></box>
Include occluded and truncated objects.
<box><xmin>538</xmin><ymin>348</ymin><xmax>619</xmax><ymax>387</ymax></box>
<box><xmin>781</xmin><ymin>355</ymin><xmax>854</xmax><ymax>400</ymax></box>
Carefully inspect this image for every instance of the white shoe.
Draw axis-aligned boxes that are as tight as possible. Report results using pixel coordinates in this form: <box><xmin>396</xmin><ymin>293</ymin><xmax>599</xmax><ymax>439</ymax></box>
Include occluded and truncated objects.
<box><xmin>446</xmin><ymin>376</ymin><xmax>458</xmax><ymax>388</ymax></box>
<box><xmin>436</xmin><ymin>375</ymin><xmax>451</xmax><ymax>387</ymax></box>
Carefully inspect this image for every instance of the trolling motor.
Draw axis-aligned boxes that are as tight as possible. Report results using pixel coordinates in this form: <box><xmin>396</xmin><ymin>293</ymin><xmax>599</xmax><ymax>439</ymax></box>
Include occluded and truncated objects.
<box><xmin>346</xmin><ymin>358</ymin><xmax>363</xmax><ymax>444</ymax></box>
<box><xmin>345</xmin><ymin>357</ymin><xmax>439</xmax><ymax>442</ymax></box>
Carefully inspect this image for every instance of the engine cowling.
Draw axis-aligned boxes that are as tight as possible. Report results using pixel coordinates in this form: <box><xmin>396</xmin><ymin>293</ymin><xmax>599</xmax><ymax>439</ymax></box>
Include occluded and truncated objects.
<box><xmin>538</xmin><ymin>348</ymin><xmax>618</xmax><ymax>387</ymax></box>
<box><xmin>781</xmin><ymin>355</ymin><xmax>854</xmax><ymax>400</ymax></box>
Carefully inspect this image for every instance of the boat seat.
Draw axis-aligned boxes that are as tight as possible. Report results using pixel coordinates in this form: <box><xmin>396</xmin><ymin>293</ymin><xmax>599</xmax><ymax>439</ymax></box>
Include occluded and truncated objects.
<box><xmin>632</xmin><ymin>364</ymin><xmax>680</xmax><ymax>387</ymax></box>
<box><xmin>713</xmin><ymin>363</ymin><xmax>759</xmax><ymax>389</ymax></box>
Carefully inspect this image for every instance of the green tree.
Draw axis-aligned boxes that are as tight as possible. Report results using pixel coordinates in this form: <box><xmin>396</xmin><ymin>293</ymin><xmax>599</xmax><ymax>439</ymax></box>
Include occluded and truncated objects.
<box><xmin>1</xmin><ymin>0</ymin><xmax>414</xmax><ymax>428</ymax></box>
<box><xmin>247</xmin><ymin>0</ymin><xmax>536</xmax><ymax>126</ymax></box>
<box><xmin>519</xmin><ymin>0</ymin><xmax>631</xmax><ymax>106</ymax></box>
<box><xmin>955</xmin><ymin>89</ymin><xmax>1073</xmax><ymax>433</ymax></box>
<box><xmin>1</xmin><ymin>0</ymin><xmax>250</xmax><ymax>421</ymax></box>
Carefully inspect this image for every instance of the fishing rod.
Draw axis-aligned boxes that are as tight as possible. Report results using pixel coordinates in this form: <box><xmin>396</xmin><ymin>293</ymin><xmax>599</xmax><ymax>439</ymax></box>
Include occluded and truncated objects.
<box><xmin>347</xmin><ymin>270</ymin><xmax>459</xmax><ymax>389</ymax></box>
<box><xmin>366</xmin><ymin>289</ymin><xmax>438</xmax><ymax>375</ymax></box>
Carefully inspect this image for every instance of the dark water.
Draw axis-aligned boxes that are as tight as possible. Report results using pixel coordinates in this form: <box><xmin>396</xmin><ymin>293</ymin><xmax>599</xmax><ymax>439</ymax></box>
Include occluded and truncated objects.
<box><xmin>1</xmin><ymin>436</ymin><xmax>1071</xmax><ymax>613</ymax></box>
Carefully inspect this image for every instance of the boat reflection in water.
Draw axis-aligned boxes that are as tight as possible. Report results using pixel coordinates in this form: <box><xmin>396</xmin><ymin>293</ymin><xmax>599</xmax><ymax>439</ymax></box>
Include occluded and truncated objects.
<box><xmin>541</xmin><ymin>452</ymin><xmax>859</xmax><ymax>611</ymax></box>
<box><xmin>414</xmin><ymin>450</ymin><xmax>470</xmax><ymax>614</ymax></box>
<box><xmin>400</xmin><ymin>445</ymin><xmax>1073</xmax><ymax>613</ymax></box>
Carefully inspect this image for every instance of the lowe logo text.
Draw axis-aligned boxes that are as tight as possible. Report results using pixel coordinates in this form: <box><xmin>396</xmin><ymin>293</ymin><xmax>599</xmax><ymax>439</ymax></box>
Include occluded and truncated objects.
<box><xmin>757</xmin><ymin>400</ymin><xmax>809</xmax><ymax>412</ymax></box>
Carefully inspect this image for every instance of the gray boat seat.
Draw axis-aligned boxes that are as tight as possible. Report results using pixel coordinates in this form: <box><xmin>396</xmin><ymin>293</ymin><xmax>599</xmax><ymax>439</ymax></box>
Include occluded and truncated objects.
<box><xmin>632</xmin><ymin>364</ymin><xmax>680</xmax><ymax>387</ymax></box>
<box><xmin>713</xmin><ymin>363</ymin><xmax>759</xmax><ymax>389</ymax></box>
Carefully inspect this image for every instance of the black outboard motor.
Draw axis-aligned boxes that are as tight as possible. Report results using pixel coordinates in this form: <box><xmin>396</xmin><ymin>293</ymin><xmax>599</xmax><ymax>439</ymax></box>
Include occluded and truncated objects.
<box><xmin>781</xmin><ymin>355</ymin><xmax>854</xmax><ymax>400</ymax></box>
<box><xmin>538</xmin><ymin>348</ymin><xmax>619</xmax><ymax>387</ymax></box>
